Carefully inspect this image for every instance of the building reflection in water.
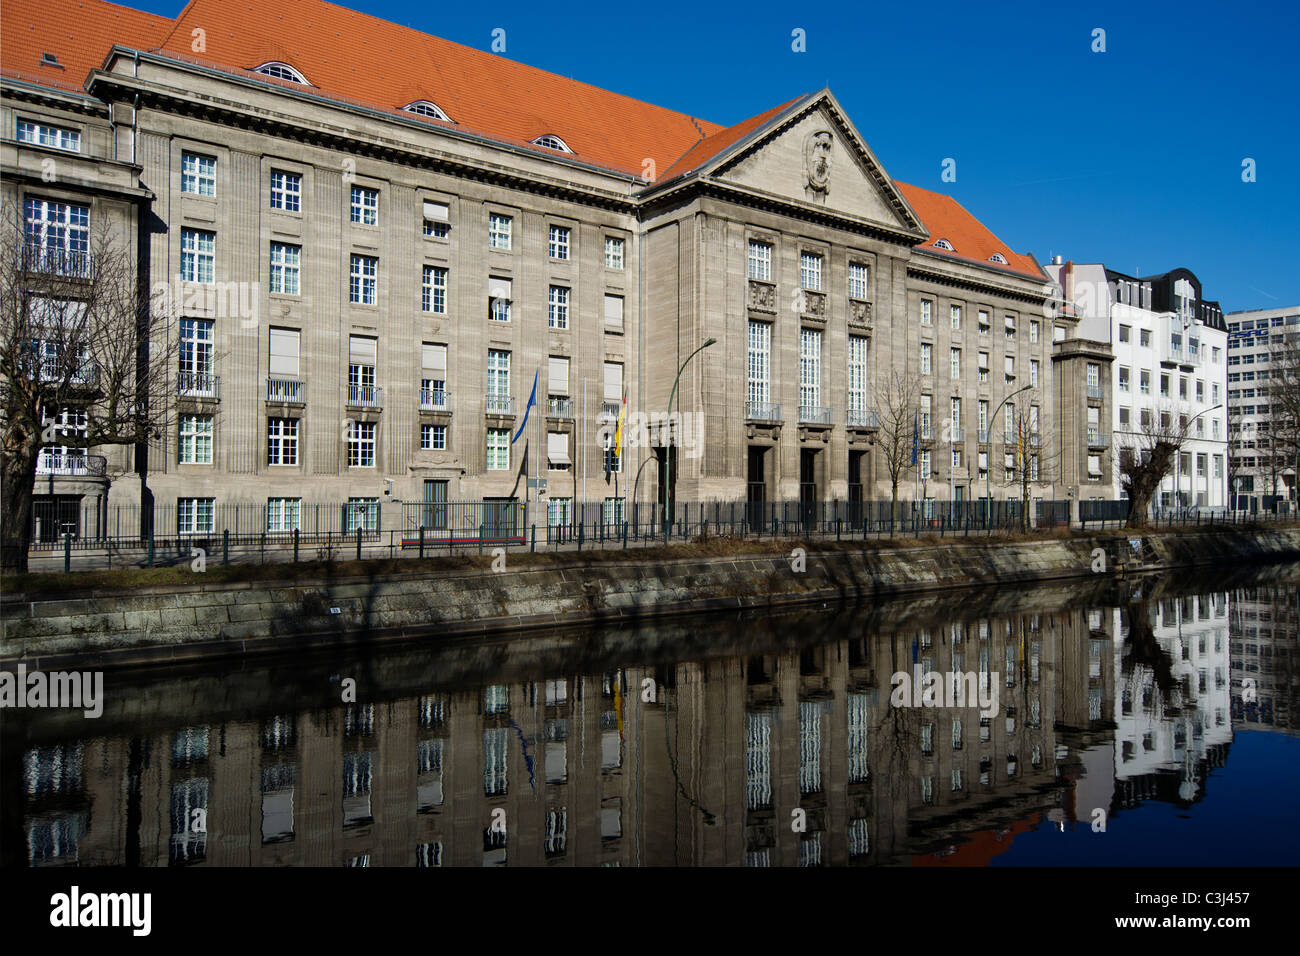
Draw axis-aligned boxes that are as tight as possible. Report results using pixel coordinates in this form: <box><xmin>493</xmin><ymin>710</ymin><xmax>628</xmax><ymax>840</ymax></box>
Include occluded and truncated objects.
<box><xmin>13</xmin><ymin>573</ymin><xmax>1300</xmax><ymax>867</ymax></box>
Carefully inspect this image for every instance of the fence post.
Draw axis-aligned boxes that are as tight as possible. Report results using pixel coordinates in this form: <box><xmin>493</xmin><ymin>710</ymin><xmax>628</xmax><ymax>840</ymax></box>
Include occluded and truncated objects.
<box><xmin>479</xmin><ymin>524</ymin><xmax>485</xmax><ymax>555</ymax></box>
<box><xmin>356</xmin><ymin>527</ymin><xmax>363</xmax><ymax>561</ymax></box>
<box><xmin>419</xmin><ymin>527</ymin><xmax>425</xmax><ymax>560</ymax></box>
<box><xmin>622</xmin><ymin>520</ymin><xmax>629</xmax><ymax>549</ymax></box>
<box><xmin>223</xmin><ymin>529</ymin><xmax>229</xmax><ymax>565</ymax></box>
<box><xmin>147</xmin><ymin>534</ymin><xmax>154</xmax><ymax>568</ymax></box>
<box><xmin>578</xmin><ymin>521</ymin><xmax>584</xmax><ymax>551</ymax></box>
<box><xmin>261</xmin><ymin>532</ymin><xmax>266</xmax><ymax>563</ymax></box>
<box><xmin>294</xmin><ymin>528</ymin><xmax>300</xmax><ymax>563</ymax></box>
<box><xmin>64</xmin><ymin>532</ymin><xmax>71</xmax><ymax>573</ymax></box>
<box><xmin>531</xmin><ymin>524</ymin><xmax>536</xmax><ymax>553</ymax></box>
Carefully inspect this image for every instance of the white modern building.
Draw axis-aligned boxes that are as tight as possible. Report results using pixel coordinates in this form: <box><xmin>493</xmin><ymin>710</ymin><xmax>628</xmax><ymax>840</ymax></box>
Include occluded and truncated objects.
<box><xmin>1225</xmin><ymin>305</ymin><xmax>1300</xmax><ymax>507</ymax></box>
<box><xmin>1046</xmin><ymin>261</ymin><xmax>1229</xmax><ymax>511</ymax></box>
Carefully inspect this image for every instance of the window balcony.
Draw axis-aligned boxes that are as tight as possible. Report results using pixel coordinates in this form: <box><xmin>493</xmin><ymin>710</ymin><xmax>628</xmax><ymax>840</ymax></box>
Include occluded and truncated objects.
<box><xmin>978</xmin><ymin>427</ymin><xmax>990</xmax><ymax>444</ymax></box>
<box><xmin>178</xmin><ymin>372</ymin><xmax>219</xmax><ymax>399</ymax></box>
<box><xmin>1088</xmin><ymin>429</ymin><xmax>1109</xmax><ymax>449</ymax></box>
<box><xmin>32</xmin><ymin>359</ymin><xmax>98</xmax><ymax>386</ymax></box>
<box><xmin>346</xmin><ymin>383</ymin><xmax>383</xmax><ymax>408</ymax></box>
<box><xmin>420</xmin><ymin>386</ymin><xmax>451</xmax><ymax>411</ymax></box>
<box><xmin>919</xmin><ymin>424</ymin><xmax>934</xmax><ymax>441</ymax></box>
<box><xmin>746</xmin><ymin>400</ymin><xmax>783</xmax><ymax>422</ymax></box>
<box><xmin>1087</xmin><ymin>383</ymin><xmax>1104</xmax><ymax>400</ymax></box>
<box><xmin>266</xmin><ymin>377</ymin><xmax>305</xmax><ymax>403</ymax></box>
<box><xmin>846</xmin><ymin>408</ymin><xmax>880</xmax><ymax>429</ymax></box>
<box><xmin>598</xmin><ymin>401</ymin><xmax>621</xmax><ymax>420</ymax></box>
<box><xmin>486</xmin><ymin>393</ymin><xmax>515</xmax><ymax>416</ymax></box>
<box><xmin>950</xmin><ymin>425</ymin><xmax>965</xmax><ymax>442</ymax></box>
<box><xmin>23</xmin><ymin>243</ymin><xmax>92</xmax><ymax>279</ymax></box>
<box><xmin>1030</xmin><ymin>431</ymin><xmax>1042</xmax><ymax>447</ymax></box>
<box><xmin>36</xmin><ymin>452</ymin><xmax>106</xmax><ymax>477</ymax></box>
<box><xmin>546</xmin><ymin>397</ymin><xmax>574</xmax><ymax>419</ymax></box>
<box><xmin>799</xmin><ymin>405</ymin><xmax>832</xmax><ymax>426</ymax></box>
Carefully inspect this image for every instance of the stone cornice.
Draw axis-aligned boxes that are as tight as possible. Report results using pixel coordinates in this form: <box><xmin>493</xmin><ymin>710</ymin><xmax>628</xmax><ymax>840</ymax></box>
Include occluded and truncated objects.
<box><xmin>907</xmin><ymin>259</ymin><xmax>1054</xmax><ymax>307</ymax></box>
<box><xmin>1</xmin><ymin>76</ymin><xmax>107</xmax><ymax>116</ymax></box>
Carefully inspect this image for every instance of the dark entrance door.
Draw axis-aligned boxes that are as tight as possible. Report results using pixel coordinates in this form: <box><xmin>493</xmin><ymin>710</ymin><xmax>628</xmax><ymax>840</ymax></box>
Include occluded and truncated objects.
<box><xmin>848</xmin><ymin>450</ymin><xmax>865</xmax><ymax>528</ymax></box>
<box><xmin>799</xmin><ymin>449</ymin><xmax>817</xmax><ymax>531</ymax></box>
<box><xmin>747</xmin><ymin>446</ymin><xmax>767</xmax><ymax>531</ymax></box>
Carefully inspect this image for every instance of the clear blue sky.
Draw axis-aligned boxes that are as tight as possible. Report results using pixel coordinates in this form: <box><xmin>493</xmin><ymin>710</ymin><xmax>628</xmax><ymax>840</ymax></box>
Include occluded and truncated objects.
<box><xmin>134</xmin><ymin>0</ymin><xmax>1298</xmax><ymax>310</ymax></box>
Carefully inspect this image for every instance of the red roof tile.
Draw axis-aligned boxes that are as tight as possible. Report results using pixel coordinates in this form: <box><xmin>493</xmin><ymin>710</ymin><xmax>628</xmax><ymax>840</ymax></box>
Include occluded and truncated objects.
<box><xmin>655</xmin><ymin>94</ymin><xmax>808</xmax><ymax>183</ymax></box>
<box><xmin>895</xmin><ymin>181</ymin><xmax>1045</xmax><ymax>281</ymax></box>
<box><xmin>1</xmin><ymin>0</ymin><xmax>171</xmax><ymax>94</ymax></box>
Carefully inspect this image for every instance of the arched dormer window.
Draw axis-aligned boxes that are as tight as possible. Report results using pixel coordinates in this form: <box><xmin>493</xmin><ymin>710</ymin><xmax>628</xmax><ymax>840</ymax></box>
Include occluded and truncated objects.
<box><xmin>403</xmin><ymin>100</ymin><xmax>452</xmax><ymax>122</ymax></box>
<box><xmin>988</xmin><ymin>252</ymin><xmax>1008</xmax><ymax>264</ymax></box>
<box><xmin>531</xmin><ymin>134</ymin><xmax>572</xmax><ymax>153</ymax></box>
<box><xmin>254</xmin><ymin>61</ymin><xmax>309</xmax><ymax>84</ymax></box>
<box><xmin>933</xmin><ymin>238</ymin><xmax>954</xmax><ymax>251</ymax></box>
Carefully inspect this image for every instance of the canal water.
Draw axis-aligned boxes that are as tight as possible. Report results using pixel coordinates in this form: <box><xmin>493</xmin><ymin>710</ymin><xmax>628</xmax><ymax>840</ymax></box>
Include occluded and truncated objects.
<box><xmin>5</xmin><ymin>562</ymin><xmax>1298</xmax><ymax>867</ymax></box>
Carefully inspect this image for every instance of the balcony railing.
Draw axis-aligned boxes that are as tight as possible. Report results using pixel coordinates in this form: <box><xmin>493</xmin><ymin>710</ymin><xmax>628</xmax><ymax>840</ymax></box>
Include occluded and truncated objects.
<box><xmin>799</xmin><ymin>405</ymin><xmax>832</xmax><ymax>426</ymax></box>
<box><xmin>346</xmin><ymin>383</ymin><xmax>383</xmax><ymax>408</ymax></box>
<box><xmin>599</xmin><ymin>401</ymin><xmax>621</xmax><ymax>420</ymax></box>
<box><xmin>178</xmin><ymin>372</ymin><xmax>219</xmax><ymax>398</ymax></box>
<box><xmin>266</xmin><ymin>377</ymin><xmax>305</xmax><ymax>403</ymax></box>
<box><xmin>1088</xmin><ymin>429</ymin><xmax>1109</xmax><ymax>448</ymax></box>
<box><xmin>978</xmin><ymin>427</ymin><xmax>990</xmax><ymax>444</ymax></box>
<box><xmin>845</xmin><ymin>408</ymin><xmax>879</xmax><ymax>429</ymax></box>
<box><xmin>950</xmin><ymin>425</ymin><xmax>965</xmax><ymax>442</ymax></box>
<box><xmin>1030</xmin><ymin>431</ymin><xmax>1042</xmax><ymax>447</ymax></box>
<box><xmin>23</xmin><ymin>243</ymin><xmax>92</xmax><ymax>278</ymax></box>
<box><xmin>486</xmin><ymin>394</ymin><xmax>515</xmax><ymax>416</ymax></box>
<box><xmin>546</xmin><ymin>397</ymin><xmax>574</xmax><ymax>419</ymax></box>
<box><xmin>746</xmin><ymin>400</ymin><xmax>782</xmax><ymax>422</ymax></box>
<box><xmin>919</xmin><ymin>423</ymin><xmax>934</xmax><ymax>441</ymax></box>
<box><xmin>36</xmin><ymin>452</ymin><xmax>106</xmax><ymax>477</ymax></box>
<box><xmin>1087</xmin><ymin>383</ymin><xmax>1104</xmax><ymax>400</ymax></box>
<box><xmin>420</xmin><ymin>387</ymin><xmax>451</xmax><ymax>411</ymax></box>
<box><xmin>32</xmin><ymin>359</ymin><xmax>98</xmax><ymax>386</ymax></box>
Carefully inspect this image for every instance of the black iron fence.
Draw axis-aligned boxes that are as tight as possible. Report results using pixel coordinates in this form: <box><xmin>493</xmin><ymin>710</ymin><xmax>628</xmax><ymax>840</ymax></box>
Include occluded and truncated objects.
<box><xmin>11</xmin><ymin>497</ymin><xmax>1295</xmax><ymax>574</ymax></box>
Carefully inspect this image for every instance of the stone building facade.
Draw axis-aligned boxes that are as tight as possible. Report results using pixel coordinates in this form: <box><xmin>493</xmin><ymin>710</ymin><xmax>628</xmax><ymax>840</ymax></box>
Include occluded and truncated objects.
<box><xmin>3</xmin><ymin>0</ymin><xmax>1080</xmax><ymax>540</ymax></box>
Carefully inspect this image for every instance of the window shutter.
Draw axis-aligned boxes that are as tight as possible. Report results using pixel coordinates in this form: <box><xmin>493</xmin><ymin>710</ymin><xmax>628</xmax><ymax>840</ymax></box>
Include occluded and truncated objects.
<box><xmin>423</xmin><ymin>200</ymin><xmax>449</xmax><ymax>222</ymax></box>
<box><xmin>269</xmin><ymin>328</ymin><xmax>300</xmax><ymax>376</ymax></box>
<box><xmin>422</xmin><ymin>343</ymin><xmax>447</xmax><ymax>374</ymax></box>
<box><xmin>603</xmin><ymin>363</ymin><xmax>622</xmax><ymax>402</ymax></box>
<box><xmin>603</xmin><ymin>294</ymin><xmax>623</xmax><ymax>326</ymax></box>
<box><xmin>547</xmin><ymin>432</ymin><xmax>571</xmax><ymax>465</ymax></box>
<box><xmin>548</xmin><ymin>357</ymin><xmax>569</xmax><ymax>395</ymax></box>
<box><xmin>349</xmin><ymin>335</ymin><xmax>377</xmax><ymax>364</ymax></box>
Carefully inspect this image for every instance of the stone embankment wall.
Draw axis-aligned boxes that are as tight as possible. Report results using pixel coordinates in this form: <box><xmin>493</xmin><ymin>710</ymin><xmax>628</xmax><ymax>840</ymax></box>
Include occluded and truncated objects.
<box><xmin>4</xmin><ymin>529</ymin><xmax>1299</xmax><ymax>670</ymax></box>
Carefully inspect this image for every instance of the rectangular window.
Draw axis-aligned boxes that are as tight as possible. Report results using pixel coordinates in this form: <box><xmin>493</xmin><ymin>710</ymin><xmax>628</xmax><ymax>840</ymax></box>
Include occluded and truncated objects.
<box><xmin>1029</xmin><ymin>320</ymin><xmax>1040</xmax><ymax>343</ymax></box>
<box><xmin>488</xmin><ymin>349</ymin><xmax>510</xmax><ymax>398</ymax></box>
<box><xmin>547</xmin><ymin>497</ymin><xmax>571</xmax><ymax>528</ymax></box>
<box><xmin>348</xmin><ymin>335</ymin><xmax>377</xmax><ymax>405</ymax></box>
<box><xmin>951</xmin><ymin>304</ymin><xmax>963</xmax><ymax>330</ymax></box>
<box><xmin>421</xmin><ymin>423</ymin><xmax>447</xmax><ymax>451</ymax></box>
<box><xmin>489</xmin><ymin>276</ymin><xmax>512</xmax><ymax>322</ymax></box>
<box><xmin>180</xmin><ymin>228</ymin><xmax>215</xmax><ymax>284</ymax></box>
<box><xmin>1119</xmin><ymin>367</ymin><xmax>1130</xmax><ymax>391</ymax></box>
<box><xmin>920</xmin><ymin>342</ymin><xmax>932</xmax><ymax>375</ymax></box>
<box><xmin>1029</xmin><ymin>359</ymin><xmax>1039</xmax><ymax>387</ymax></box>
<box><xmin>488</xmin><ymin>213</ymin><xmax>512</xmax><ymax>250</ymax></box>
<box><xmin>603</xmin><ymin>294</ymin><xmax>624</xmax><ymax>329</ymax></box>
<box><xmin>269</xmin><ymin>242</ymin><xmax>300</xmax><ymax>295</ymax></box>
<box><xmin>267</xmin><ymin>417</ymin><xmax>299</xmax><ymax>466</ymax></box>
<box><xmin>347</xmin><ymin>421</ymin><xmax>376</xmax><ymax>467</ymax></box>
<box><xmin>548</xmin><ymin>225</ymin><xmax>570</xmax><ymax>260</ymax></box>
<box><xmin>486</xmin><ymin>428</ymin><xmax>510</xmax><ymax>470</ymax></box>
<box><xmin>978</xmin><ymin>310</ymin><xmax>990</xmax><ymax>334</ymax></box>
<box><xmin>604</xmin><ymin>236</ymin><xmax>624</xmax><ymax>269</ymax></box>
<box><xmin>748</xmin><ymin>240</ymin><xmax>772</xmax><ymax>281</ymax></box>
<box><xmin>748</xmin><ymin>321</ymin><xmax>771</xmax><ymax>407</ymax></box>
<box><xmin>848</xmin><ymin>262</ymin><xmax>870</xmax><ymax>299</ymax></box>
<box><xmin>800</xmin><ymin>252</ymin><xmax>823</xmax><ymax>291</ymax></box>
<box><xmin>350</xmin><ymin>186</ymin><xmax>378</xmax><ymax>225</ymax></box>
<box><xmin>1005</xmin><ymin>355</ymin><xmax>1015</xmax><ymax>380</ymax></box>
<box><xmin>547</xmin><ymin>431</ymin><xmax>571</xmax><ymax>470</ymax></box>
<box><xmin>1140</xmin><ymin>370</ymin><xmax>1151</xmax><ymax>395</ymax></box>
<box><xmin>16</xmin><ymin>119</ymin><xmax>80</xmax><ymax>152</ymax></box>
<box><xmin>23</xmin><ymin>198</ymin><xmax>90</xmax><ymax>276</ymax></box>
<box><xmin>1119</xmin><ymin>324</ymin><xmax>1131</xmax><ymax>343</ymax></box>
<box><xmin>177</xmin><ymin>498</ymin><xmax>215</xmax><ymax>535</ymax></box>
<box><xmin>422</xmin><ymin>265</ymin><xmax>447</xmax><ymax>313</ymax></box>
<box><xmin>799</xmin><ymin>328</ymin><xmax>822</xmax><ymax>411</ymax></box>
<box><xmin>345</xmin><ymin>498</ymin><xmax>379</xmax><ymax>532</ymax></box>
<box><xmin>181</xmin><ymin>152</ymin><xmax>216</xmax><ymax>196</ymax></box>
<box><xmin>422</xmin><ymin>200</ymin><xmax>449</xmax><ymax>237</ymax></box>
<box><xmin>603</xmin><ymin>497</ymin><xmax>625</xmax><ymax>525</ymax></box>
<box><xmin>270</xmin><ymin>170</ymin><xmax>301</xmax><ymax>211</ymax></box>
<box><xmin>920</xmin><ymin>300</ymin><xmax>932</xmax><ymax>325</ymax></box>
<box><xmin>548</xmin><ymin>356</ymin><xmax>570</xmax><ymax>400</ymax></box>
<box><xmin>1140</xmin><ymin>329</ymin><xmax>1151</xmax><ymax>348</ymax></box>
<box><xmin>848</xmin><ymin>335</ymin><xmax>868</xmax><ymax>414</ymax></box>
<box><xmin>1088</xmin><ymin>454</ymin><xmax>1102</xmax><ymax>477</ymax></box>
<box><xmin>951</xmin><ymin>347</ymin><xmax>961</xmax><ymax>379</ymax></box>
<box><xmin>179</xmin><ymin>318</ymin><xmax>214</xmax><ymax>382</ymax></box>
<box><xmin>548</xmin><ymin>286</ymin><xmax>569</xmax><ymax>329</ymax></box>
<box><xmin>178</xmin><ymin>414</ymin><xmax>213</xmax><ymax>464</ymax></box>
<box><xmin>349</xmin><ymin>254</ymin><xmax>377</xmax><ymax>305</ymax></box>
<box><xmin>978</xmin><ymin>351</ymin><xmax>989</xmax><ymax>384</ymax></box>
<box><xmin>266</xmin><ymin>497</ymin><xmax>301</xmax><ymax>532</ymax></box>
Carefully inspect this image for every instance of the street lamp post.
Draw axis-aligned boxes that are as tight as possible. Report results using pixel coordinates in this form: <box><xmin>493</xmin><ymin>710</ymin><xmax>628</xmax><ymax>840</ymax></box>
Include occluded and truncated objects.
<box><xmin>986</xmin><ymin>385</ymin><xmax>1032</xmax><ymax>524</ymax></box>
<box><xmin>663</xmin><ymin>337</ymin><xmax>717</xmax><ymax>535</ymax></box>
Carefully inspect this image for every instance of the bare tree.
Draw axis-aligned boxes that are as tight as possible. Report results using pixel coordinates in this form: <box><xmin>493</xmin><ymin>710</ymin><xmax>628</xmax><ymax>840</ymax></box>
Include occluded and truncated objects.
<box><xmin>1264</xmin><ymin>341</ymin><xmax>1300</xmax><ymax>504</ymax></box>
<box><xmin>872</xmin><ymin>368</ymin><xmax>922</xmax><ymax>526</ymax></box>
<box><xmin>0</xmin><ymin>204</ymin><xmax>174</xmax><ymax>572</ymax></box>
<box><xmin>998</xmin><ymin>398</ymin><xmax>1061</xmax><ymax>532</ymax></box>
<box><xmin>1117</xmin><ymin>404</ymin><xmax>1191</xmax><ymax>528</ymax></box>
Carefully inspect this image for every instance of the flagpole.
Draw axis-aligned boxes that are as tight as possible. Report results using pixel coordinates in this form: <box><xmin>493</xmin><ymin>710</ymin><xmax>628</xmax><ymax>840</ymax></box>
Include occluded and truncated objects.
<box><xmin>582</xmin><ymin>378</ymin><xmax>588</xmax><ymax>521</ymax></box>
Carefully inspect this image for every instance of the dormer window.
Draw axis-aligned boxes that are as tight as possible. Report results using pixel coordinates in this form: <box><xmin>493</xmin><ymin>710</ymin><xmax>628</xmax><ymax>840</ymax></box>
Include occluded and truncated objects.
<box><xmin>403</xmin><ymin>100</ymin><xmax>452</xmax><ymax>122</ymax></box>
<box><xmin>933</xmin><ymin>239</ymin><xmax>954</xmax><ymax>251</ymax></box>
<box><xmin>988</xmin><ymin>253</ymin><xmax>1008</xmax><ymax>264</ymax></box>
<box><xmin>41</xmin><ymin>53</ymin><xmax>62</xmax><ymax>68</ymax></box>
<box><xmin>532</xmin><ymin>134</ymin><xmax>572</xmax><ymax>153</ymax></box>
<box><xmin>254</xmin><ymin>61</ymin><xmax>309</xmax><ymax>84</ymax></box>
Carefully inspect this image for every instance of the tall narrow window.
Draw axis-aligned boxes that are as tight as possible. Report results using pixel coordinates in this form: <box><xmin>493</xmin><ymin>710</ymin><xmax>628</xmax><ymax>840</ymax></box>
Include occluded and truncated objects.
<box><xmin>604</xmin><ymin>236</ymin><xmax>624</xmax><ymax>269</ymax></box>
<box><xmin>422</xmin><ymin>265</ymin><xmax>447</xmax><ymax>314</ymax></box>
<box><xmin>848</xmin><ymin>262</ymin><xmax>870</xmax><ymax>299</ymax></box>
<box><xmin>349</xmin><ymin>255</ymin><xmax>377</xmax><ymax>305</ymax></box>
<box><xmin>747</xmin><ymin>321</ymin><xmax>771</xmax><ymax>411</ymax></box>
<box><xmin>799</xmin><ymin>252</ymin><xmax>823</xmax><ymax>291</ymax></box>
<box><xmin>350</xmin><ymin>186</ymin><xmax>378</xmax><ymax>225</ymax></box>
<box><xmin>748</xmin><ymin>240</ymin><xmax>772</xmax><ymax>281</ymax></box>
<box><xmin>179</xmin><ymin>318</ymin><xmax>214</xmax><ymax>395</ymax></box>
<box><xmin>269</xmin><ymin>170</ymin><xmax>301</xmax><ymax>211</ymax></box>
<box><xmin>548</xmin><ymin>225</ymin><xmax>570</xmax><ymax>260</ymax></box>
<box><xmin>799</xmin><ymin>328</ymin><xmax>822</xmax><ymax>414</ymax></box>
<box><xmin>847</xmin><ymin>335</ymin><xmax>868</xmax><ymax>416</ymax></box>
<box><xmin>181</xmin><ymin>152</ymin><xmax>216</xmax><ymax>196</ymax></box>
<box><xmin>180</xmin><ymin>229</ymin><xmax>215</xmax><ymax>284</ymax></box>
<box><xmin>269</xmin><ymin>242</ymin><xmax>300</xmax><ymax>295</ymax></box>
<box><xmin>488</xmin><ymin>213</ymin><xmax>512</xmax><ymax>250</ymax></box>
<box><xmin>548</xmin><ymin>286</ymin><xmax>569</xmax><ymax>329</ymax></box>
<box><xmin>348</xmin><ymin>336</ymin><xmax>377</xmax><ymax>405</ymax></box>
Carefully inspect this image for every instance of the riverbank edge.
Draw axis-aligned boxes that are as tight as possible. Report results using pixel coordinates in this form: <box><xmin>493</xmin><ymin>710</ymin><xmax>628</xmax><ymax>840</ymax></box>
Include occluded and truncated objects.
<box><xmin>4</xmin><ymin>527</ymin><xmax>1299</xmax><ymax>671</ymax></box>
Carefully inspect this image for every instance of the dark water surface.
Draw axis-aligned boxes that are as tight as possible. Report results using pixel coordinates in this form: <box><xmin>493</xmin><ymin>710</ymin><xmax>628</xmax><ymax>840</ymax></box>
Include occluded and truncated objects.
<box><xmin>5</xmin><ymin>563</ymin><xmax>1299</xmax><ymax>867</ymax></box>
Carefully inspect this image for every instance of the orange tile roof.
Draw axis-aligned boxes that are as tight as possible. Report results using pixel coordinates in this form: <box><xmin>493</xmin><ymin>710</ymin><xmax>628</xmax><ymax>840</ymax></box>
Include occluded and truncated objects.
<box><xmin>895</xmin><ymin>181</ymin><xmax>1045</xmax><ymax>281</ymax></box>
<box><xmin>656</xmin><ymin>94</ymin><xmax>809</xmax><ymax>184</ymax></box>
<box><xmin>1</xmin><ymin>0</ymin><xmax>171</xmax><ymax>94</ymax></box>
